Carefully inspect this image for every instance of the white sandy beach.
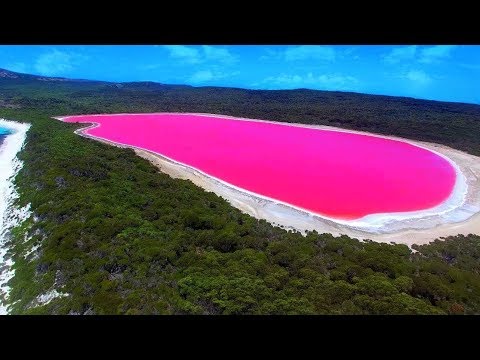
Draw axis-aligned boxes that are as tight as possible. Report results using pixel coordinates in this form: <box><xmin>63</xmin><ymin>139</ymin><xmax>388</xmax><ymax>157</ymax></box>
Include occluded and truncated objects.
<box><xmin>0</xmin><ymin>119</ymin><xmax>31</xmax><ymax>314</ymax></box>
<box><xmin>57</xmin><ymin>113</ymin><xmax>480</xmax><ymax>246</ymax></box>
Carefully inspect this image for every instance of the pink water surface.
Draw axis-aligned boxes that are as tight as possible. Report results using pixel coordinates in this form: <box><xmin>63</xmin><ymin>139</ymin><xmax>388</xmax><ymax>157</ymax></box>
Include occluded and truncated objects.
<box><xmin>61</xmin><ymin>113</ymin><xmax>456</xmax><ymax>220</ymax></box>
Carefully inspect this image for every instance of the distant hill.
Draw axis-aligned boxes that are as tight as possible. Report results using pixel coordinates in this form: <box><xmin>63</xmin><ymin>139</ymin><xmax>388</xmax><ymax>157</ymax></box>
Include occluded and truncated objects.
<box><xmin>0</xmin><ymin>68</ymin><xmax>106</xmax><ymax>83</ymax></box>
<box><xmin>0</xmin><ymin>68</ymin><xmax>195</xmax><ymax>88</ymax></box>
<box><xmin>1</xmin><ymin>67</ymin><xmax>480</xmax><ymax>156</ymax></box>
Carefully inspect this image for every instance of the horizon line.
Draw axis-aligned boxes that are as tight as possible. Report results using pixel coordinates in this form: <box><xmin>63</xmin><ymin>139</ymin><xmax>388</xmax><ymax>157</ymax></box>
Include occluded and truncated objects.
<box><xmin>1</xmin><ymin>66</ymin><xmax>479</xmax><ymax>107</ymax></box>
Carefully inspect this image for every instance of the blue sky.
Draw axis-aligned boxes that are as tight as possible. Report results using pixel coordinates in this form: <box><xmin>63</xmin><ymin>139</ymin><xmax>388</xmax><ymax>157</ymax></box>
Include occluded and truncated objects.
<box><xmin>0</xmin><ymin>45</ymin><xmax>479</xmax><ymax>104</ymax></box>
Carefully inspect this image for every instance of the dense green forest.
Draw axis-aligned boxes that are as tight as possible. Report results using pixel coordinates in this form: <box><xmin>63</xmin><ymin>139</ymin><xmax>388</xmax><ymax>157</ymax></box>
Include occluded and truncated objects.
<box><xmin>1</xmin><ymin>68</ymin><xmax>480</xmax><ymax>315</ymax></box>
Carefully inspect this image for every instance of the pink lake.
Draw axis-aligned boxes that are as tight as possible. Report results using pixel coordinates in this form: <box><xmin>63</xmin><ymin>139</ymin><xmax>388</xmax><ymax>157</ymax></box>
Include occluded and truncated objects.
<box><xmin>61</xmin><ymin>113</ymin><xmax>456</xmax><ymax>220</ymax></box>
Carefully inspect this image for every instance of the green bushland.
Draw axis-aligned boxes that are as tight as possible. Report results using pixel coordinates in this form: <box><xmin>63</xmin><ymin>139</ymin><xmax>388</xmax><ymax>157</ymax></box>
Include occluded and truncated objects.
<box><xmin>1</xmin><ymin>73</ymin><xmax>480</xmax><ymax>314</ymax></box>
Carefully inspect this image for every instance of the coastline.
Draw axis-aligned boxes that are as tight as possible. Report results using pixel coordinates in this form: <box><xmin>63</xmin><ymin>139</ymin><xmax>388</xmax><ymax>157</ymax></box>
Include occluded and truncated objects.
<box><xmin>55</xmin><ymin>113</ymin><xmax>480</xmax><ymax>246</ymax></box>
<box><xmin>0</xmin><ymin>119</ymin><xmax>31</xmax><ymax>315</ymax></box>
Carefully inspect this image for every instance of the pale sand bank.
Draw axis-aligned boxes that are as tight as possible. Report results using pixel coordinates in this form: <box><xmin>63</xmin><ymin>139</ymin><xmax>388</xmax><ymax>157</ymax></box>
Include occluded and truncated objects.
<box><xmin>59</xmin><ymin>114</ymin><xmax>480</xmax><ymax>246</ymax></box>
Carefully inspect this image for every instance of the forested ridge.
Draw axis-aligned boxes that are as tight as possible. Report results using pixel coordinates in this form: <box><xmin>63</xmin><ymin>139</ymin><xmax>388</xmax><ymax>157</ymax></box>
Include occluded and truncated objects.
<box><xmin>1</xmin><ymin>69</ymin><xmax>480</xmax><ymax>315</ymax></box>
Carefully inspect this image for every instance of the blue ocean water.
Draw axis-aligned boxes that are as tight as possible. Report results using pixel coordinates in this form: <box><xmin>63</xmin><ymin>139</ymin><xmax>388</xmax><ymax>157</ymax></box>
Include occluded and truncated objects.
<box><xmin>0</xmin><ymin>127</ymin><xmax>12</xmax><ymax>136</ymax></box>
<box><xmin>0</xmin><ymin>127</ymin><xmax>12</xmax><ymax>146</ymax></box>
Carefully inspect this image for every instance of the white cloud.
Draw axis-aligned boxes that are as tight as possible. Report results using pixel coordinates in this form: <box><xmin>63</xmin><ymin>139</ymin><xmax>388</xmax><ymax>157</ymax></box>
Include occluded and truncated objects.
<box><xmin>266</xmin><ymin>74</ymin><xmax>303</xmax><ymax>86</ymax></box>
<box><xmin>163</xmin><ymin>45</ymin><xmax>236</xmax><ymax>65</ymax></box>
<box><xmin>202</xmin><ymin>46</ymin><xmax>236</xmax><ymax>64</ymax></box>
<box><xmin>188</xmin><ymin>70</ymin><xmax>239</xmax><ymax>84</ymax></box>
<box><xmin>259</xmin><ymin>46</ymin><xmax>336</xmax><ymax>62</ymax></box>
<box><xmin>383</xmin><ymin>46</ymin><xmax>417</xmax><ymax>64</ymax></box>
<box><xmin>403</xmin><ymin>70</ymin><xmax>432</xmax><ymax>85</ymax></box>
<box><xmin>256</xmin><ymin>72</ymin><xmax>359</xmax><ymax>90</ymax></box>
<box><xmin>163</xmin><ymin>45</ymin><xmax>201</xmax><ymax>64</ymax></box>
<box><xmin>419</xmin><ymin>45</ymin><xmax>457</xmax><ymax>64</ymax></box>
<box><xmin>189</xmin><ymin>70</ymin><xmax>216</xmax><ymax>83</ymax></box>
<box><xmin>5</xmin><ymin>62</ymin><xmax>27</xmax><ymax>73</ymax></box>
<box><xmin>34</xmin><ymin>49</ymin><xmax>87</xmax><ymax>76</ymax></box>
<box><xmin>259</xmin><ymin>48</ymin><xmax>281</xmax><ymax>61</ymax></box>
<box><xmin>284</xmin><ymin>46</ymin><xmax>336</xmax><ymax>62</ymax></box>
<box><xmin>384</xmin><ymin>45</ymin><xmax>458</xmax><ymax>65</ymax></box>
<box><xmin>315</xmin><ymin>74</ymin><xmax>358</xmax><ymax>88</ymax></box>
<box><xmin>340</xmin><ymin>47</ymin><xmax>360</xmax><ymax>60</ymax></box>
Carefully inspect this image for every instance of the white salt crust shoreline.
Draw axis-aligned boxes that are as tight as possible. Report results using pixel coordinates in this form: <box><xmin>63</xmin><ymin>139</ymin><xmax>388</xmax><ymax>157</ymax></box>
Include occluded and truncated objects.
<box><xmin>55</xmin><ymin>113</ymin><xmax>480</xmax><ymax>246</ymax></box>
<box><xmin>0</xmin><ymin>119</ymin><xmax>31</xmax><ymax>315</ymax></box>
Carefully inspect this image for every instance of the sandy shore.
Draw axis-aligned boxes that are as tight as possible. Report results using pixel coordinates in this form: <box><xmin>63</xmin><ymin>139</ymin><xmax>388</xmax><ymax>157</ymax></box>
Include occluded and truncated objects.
<box><xmin>57</xmin><ymin>114</ymin><xmax>480</xmax><ymax>246</ymax></box>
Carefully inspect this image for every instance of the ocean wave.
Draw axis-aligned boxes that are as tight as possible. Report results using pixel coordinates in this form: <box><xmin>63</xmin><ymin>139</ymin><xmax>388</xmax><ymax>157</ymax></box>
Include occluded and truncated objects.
<box><xmin>0</xmin><ymin>119</ymin><xmax>31</xmax><ymax>314</ymax></box>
